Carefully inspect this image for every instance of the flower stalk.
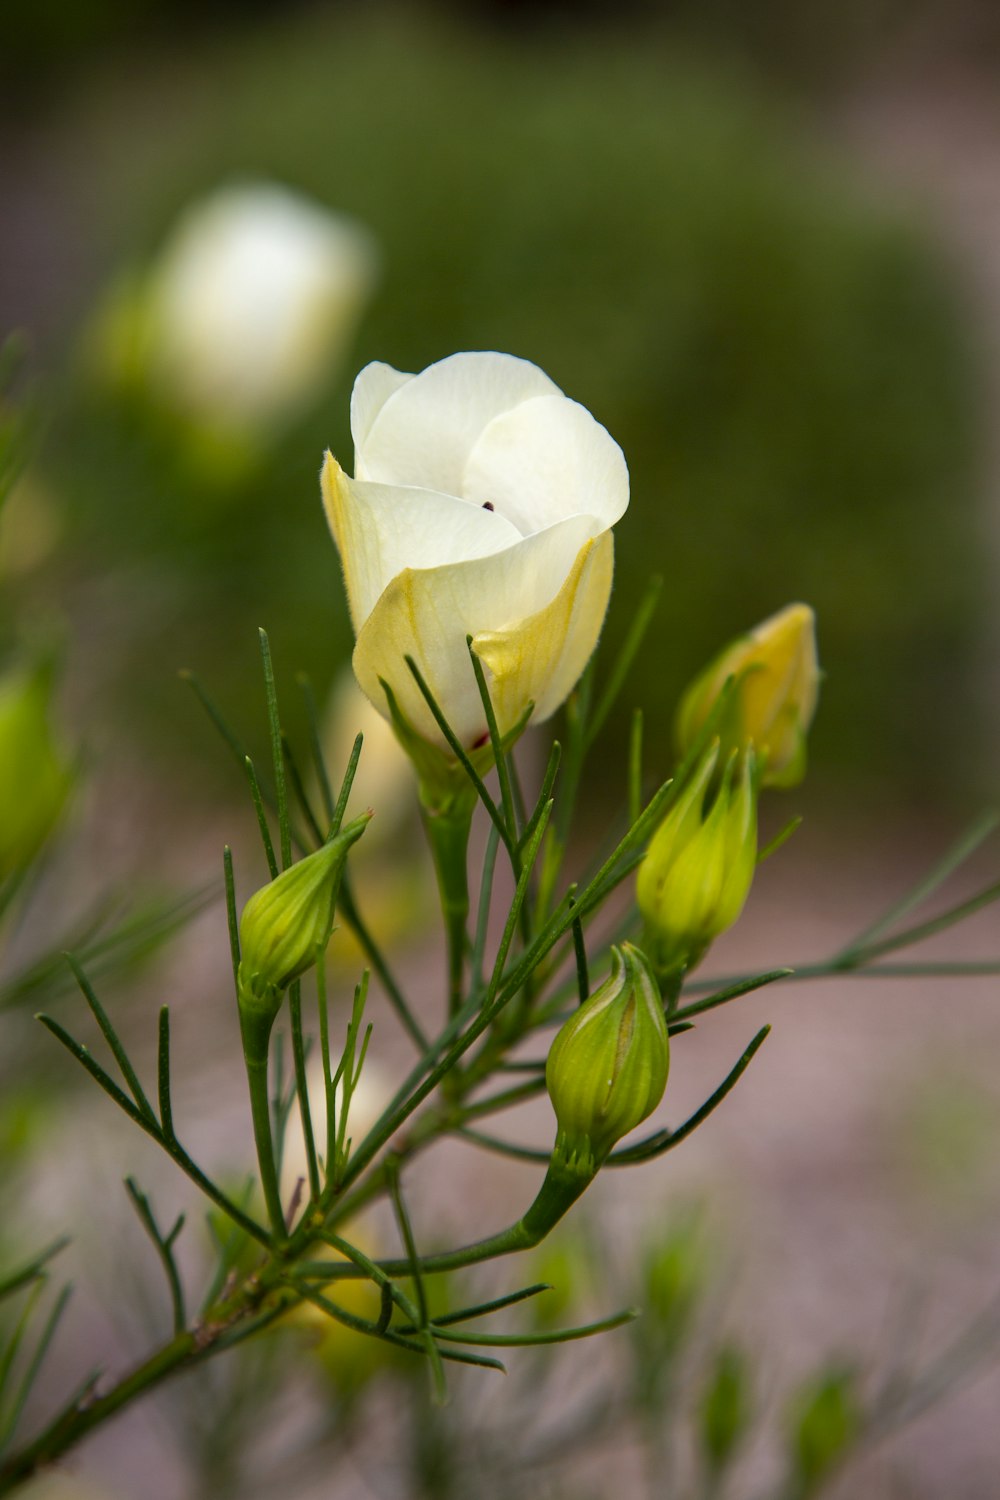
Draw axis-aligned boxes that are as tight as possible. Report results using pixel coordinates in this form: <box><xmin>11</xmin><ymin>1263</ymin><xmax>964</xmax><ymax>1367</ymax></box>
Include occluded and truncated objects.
<box><xmin>421</xmin><ymin>790</ymin><xmax>476</xmax><ymax>1019</ymax></box>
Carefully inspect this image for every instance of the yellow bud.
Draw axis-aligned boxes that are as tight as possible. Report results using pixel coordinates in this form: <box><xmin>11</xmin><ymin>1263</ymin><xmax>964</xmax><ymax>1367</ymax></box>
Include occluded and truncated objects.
<box><xmin>676</xmin><ymin>604</ymin><xmax>819</xmax><ymax>788</ymax></box>
<box><xmin>237</xmin><ymin>816</ymin><xmax>369</xmax><ymax>1025</ymax></box>
<box><xmin>0</xmin><ymin>658</ymin><xmax>73</xmax><ymax>878</ymax></box>
<box><xmin>637</xmin><ymin>742</ymin><xmax>757</xmax><ymax>977</ymax></box>
<box><xmin>545</xmin><ymin>944</ymin><xmax>669</xmax><ymax>1173</ymax></box>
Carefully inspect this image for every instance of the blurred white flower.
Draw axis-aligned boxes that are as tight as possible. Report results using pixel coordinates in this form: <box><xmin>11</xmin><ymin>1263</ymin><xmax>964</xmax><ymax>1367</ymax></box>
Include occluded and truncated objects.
<box><xmin>94</xmin><ymin>182</ymin><xmax>378</xmax><ymax>447</ymax></box>
<box><xmin>323</xmin><ymin>351</ymin><xmax>628</xmax><ymax>755</ymax></box>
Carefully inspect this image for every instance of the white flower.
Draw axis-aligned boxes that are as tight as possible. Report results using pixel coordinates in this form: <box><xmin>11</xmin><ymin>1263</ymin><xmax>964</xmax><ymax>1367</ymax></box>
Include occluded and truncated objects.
<box><xmin>133</xmin><ymin>182</ymin><xmax>378</xmax><ymax>433</ymax></box>
<box><xmin>322</xmin><ymin>351</ymin><xmax>629</xmax><ymax>752</ymax></box>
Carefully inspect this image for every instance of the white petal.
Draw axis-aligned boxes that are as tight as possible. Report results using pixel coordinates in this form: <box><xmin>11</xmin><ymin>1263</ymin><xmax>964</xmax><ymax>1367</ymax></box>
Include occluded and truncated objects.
<box><xmin>462</xmin><ymin>393</ymin><xmax>629</xmax><ymax>534</ymax></box>
<box><xmin>350</xmin><ymin>361</ymin><xmax>413</xmax><ymax>473</ymax></box>
<box><xmin>322</xmin><ymin>454</ymin><xmax>522</xmax><ymax>631</ymax></box>
<box><xmin>358</xmin><ymin>352</ymin><xmax>562</xmax><ymax>496</ymax></box>
<box><xmin>351</xmin><ymin>513</ymin><xmax>603</xmax><ymax>746</ymax></box>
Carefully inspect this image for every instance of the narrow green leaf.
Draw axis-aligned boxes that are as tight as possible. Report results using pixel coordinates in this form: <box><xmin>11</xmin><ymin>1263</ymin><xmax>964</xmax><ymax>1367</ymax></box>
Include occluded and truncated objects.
<box><xmin>37</xmin><ymin>1014</ymin><xmax>151</xmax><ymax>1130</ymax></box>
<box><xmin>315</xmin><ymin>952</ymin><xmax>335</xmax><ymax>1180</ymax></box>
<box><xmin>181</xmin><ymin>670</ymin><xmax>251</xmax><ymax>771</ymax></box>
<box><xmin>758</xmin><ymin>815</ymin><xmax>803</xmax><ymax>865</ymax></box>
<box><xmin>298</xmin><ymin>672</ymin><xmax>335</xmax><ymax>826</ymax></box>
<box><xmin>458</xmin><ymin>1284</ymin><xmax>552</xmax><ymax>1324</ymax></box>
<box><xmin>258</xmin><ymin>629</ymin><xmax>291</xmax><ymax>870</ymax></box>
<box><xmin>570</xmin><ymin>899</ymin><xmax>589</xmax><ymax>1005</ymax></box>
<box><xmin>461</xmin><ymin>1078</ymin><xmax>546</xmax><ymax>1123</ymax></box>
<box><xmin>403</xmin><ymin>655</ymin><xmax>509</xmax><ymax>851</ymax></box>
<box><xmin>518</xmin><ymin>740</ymin><xmax>562</xmax><ymax>857</ymax></box>
<box><xmin>289</xmin><ymin>1278</ymin><xmax>504</xmax><ymax>1371</ymax></box>
<box><xmin>0</xmin><ymin>1241</ymin><xmax>70</xmax><ymax>1304</ymax></box>
<box><xmin>332</xmin><ymin>733</ymin><xmax>364</xmax><ymax>836</ymax></box>
<box><xmin>672</xmin><ymin>969</ymin><xmax>792</xmax><ymax>1024</ymax></box>
<box><xmin>124</xmin><ymin>1178</ymin><xmax>186</xmax><ymax>1337</ymax></box>
<box><xmin>40</xmin><ymin>1018</ymin><xmax>271</xmax><ymax>1250</ymax></box>
<box><xmin>0</xmin><ymin>1284</ymin><xmax>72</xmax><ymax>1450</ymax></box>
<box><xmin>288</xmin><ymin>979</ymin><xmax>320</xmax><ymax>1202</ymax></box>
<box><xmin>282</xmin><ymin>732</ymin><xmax>324</xmax><ymax>847</ymax></box>
<box><xmin>377</xmin><ymin>1282</ymin><xmax>393</xmax><ymax>1334</ymax></box>
<box><xmin>486</xmin><ymin>800</ymin><xmax>553</xmax><ymax>1007</ymax></box>
<box><xmin>839</xmin><ymin>811</ymin><xmax>1000</xmax><ymax>959</ymax></box>
<box><xmin>453</xmin><ymin>1128</ymin><xmax>551</xmax><ymax>1164</ymax></box>
<box><xmin>223</xmin><ymin>846</ymin><xmax>240</xmax><ymax>984</ymax></box>
<box><xmin>157</xmin><ymin>1006</ymin><xmax>174</xmax><ymax>1140</ymax></box>
<box><xmin>587</xmin><ymin>573</ymin><xmax>663</xmax><ymax>746</ymax></box>
<box><xmin>65</xmin><ymin>955</ymin><xmax>156</xmax><ymax>1123</ymax></box>
<box><xmin>386</xmin><ymin>1159</ymin><xmax>428</xmax><ymax>1331</ymax></box>
<box><xmin>431</xmin><ymin>1306</ymin><xmax>637</xmax><ymax>1347</ymax></box>
<box><xmin>848</xmin><ymin>878</ymin><xmax>1000</xmax><ymax>967</ymax></box>
<box><xmin>397</xmin><ymin>1282</ymin><xmax>552</xmax><ymax>1334</ymax></box>
<box><xmin>243</xmin><ymin>756</ymin><xmax>278</xmax><ymax>878</ymax></box>
<box><xmin>337</xmin><ymin>878</ymin><xmax>426</xmax><ymax>1051</ymax></box>
<box><xmin>471</xmin><ymin>822</ymin><xmax>502</xmax><ymax>992</ymax></box>
<box><xmin>317</xmin><ymin>1231</ymin><xmax>421</xmax><ymax>1327</ymax></box>
<box><xmin>467</xmin><ymin>636</ymin><xmax>519</xmax><ymax>846</ymax></box>
<box><xmin>609</xmin><ymin>1026</ymin><xmax>771</xmax><ymax>1164</ymax></box>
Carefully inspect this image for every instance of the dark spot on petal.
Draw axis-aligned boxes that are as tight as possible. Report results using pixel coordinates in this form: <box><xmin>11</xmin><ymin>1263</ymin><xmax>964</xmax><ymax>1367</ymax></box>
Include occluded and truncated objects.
<box><xmin>482</xmin><ymin>501</ymin><xmax>494</xmax><ymax>511</ymax></box>
<box><xmin>471</xmin><ymin>732</ymin><xmax>490</xmax><ymax>749</ymax></box>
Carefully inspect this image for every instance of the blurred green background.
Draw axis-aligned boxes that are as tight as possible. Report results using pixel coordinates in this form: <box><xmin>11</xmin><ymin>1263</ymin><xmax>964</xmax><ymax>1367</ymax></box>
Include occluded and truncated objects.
<box><xmin>0</xmin><ymin>0</ymin><xmax>994</xmax><ymax>814</ymax></box>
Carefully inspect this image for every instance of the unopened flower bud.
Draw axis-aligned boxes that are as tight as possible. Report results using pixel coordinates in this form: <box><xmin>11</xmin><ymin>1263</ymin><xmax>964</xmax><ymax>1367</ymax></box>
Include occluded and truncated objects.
<box><xmin>789</xmin><ymin>1367</ymin><xmax>861</xmax><ymax>1494</ymax></box>
<box><xmin>0</xmin><ymin>657</ymin><xmax>73</xmax><ymax>878</ymax></box>
<box><xmin>546</xmin><ymin>944</ymin><xmax>669</xmax><ymax>1175</ymax></box>
<box><xmin>637</xmin><ymin>741</ymin><xmax>757</xmax><ymax>978</ymax></box>
<box><xmin>237</xmin><ymin>814</ymin><xmax>369</xmax><ymax>1034</ymax></box>
<box><xmin>700</xmin><ymin>1346</ymin><xmax>753</xmax><ymax>1473</ymax></box>
<box><xmin>676</xmin><ymin>603</ymin><xmax>819</xmax><ymax>788</ymax></box>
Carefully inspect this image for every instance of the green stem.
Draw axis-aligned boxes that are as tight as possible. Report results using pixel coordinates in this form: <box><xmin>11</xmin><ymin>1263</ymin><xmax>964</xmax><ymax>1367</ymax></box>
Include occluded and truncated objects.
<box><xmin>422</xmin><ymin>795</ymin><xmax>475</xmax><ymax>1019</ymax></box>
<box><xmin>238</xmin><ymin>1006</ymin><xmax>286</xmax><ymax>1240</ymax></box>
<box><xmin>306</xmin><ymin>1156</ymin><xmax>592</xmax><ymax>1282</ymax></box>
<box><xmin>0</xmin><ymin>1283</ymin><xmax>296</xmax><ymax>1494</ymax></box>
<box><xmin>0</xmin><ymin>1334</ymin><xmax>197</xmax><ymax>1493</ymax></box>
<box><xmin>0</xmin><ymin>1078</ymin><xmax>586</xmax><ymax>1486</ymax></box>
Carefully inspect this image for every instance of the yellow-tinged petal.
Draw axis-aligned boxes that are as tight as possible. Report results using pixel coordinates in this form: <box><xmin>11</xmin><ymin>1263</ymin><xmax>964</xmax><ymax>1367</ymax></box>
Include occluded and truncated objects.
<box><xmin>473</xmin><ymin>530</ymin><xmax>614</xmax><ymax>728</ymax></box>
<box><xmin>351</xmin><ymin>529</ymin><xmax>612</xmax><ymax>749</ymax></box>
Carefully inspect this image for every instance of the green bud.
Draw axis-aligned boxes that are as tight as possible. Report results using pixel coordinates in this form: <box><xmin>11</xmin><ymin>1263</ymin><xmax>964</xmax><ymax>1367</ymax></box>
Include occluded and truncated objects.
<box><xmin>787</xmin><ymin>1367</ymin><xmax>861</xmax><ymax>1495</ymax></box>
<box><xmin>237</xmin><ymin>814</ymin><xmax>369</xmax><ymax>1035</ymax></box>
<box><xmin>699</xmin><ymin>1345</ymin><xmax>752</xmax><ymax>1473</ymax></box>
<box><xmin>545</xmin><ymin>943</ymin><xmax>669</xmax><ymax>1175</ymax></box>
<box><xmin>636</xmin><ymin>741</ymin><xmax>757</xmax><ymax>978</ymax></box>
<box><xmin>644</xmin><ymin>1212</ymin><xmax>708</xmax><ymax>1346</ymax></box>
<box><xmin>0</xmin><ymin>657</ymin><xmax>73</xmax><ymax>878</ymax></box>
<box><xmin>677</xmin><ymin>603</ymin><xmax>819</xmax><ymax>788</ymax></box>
